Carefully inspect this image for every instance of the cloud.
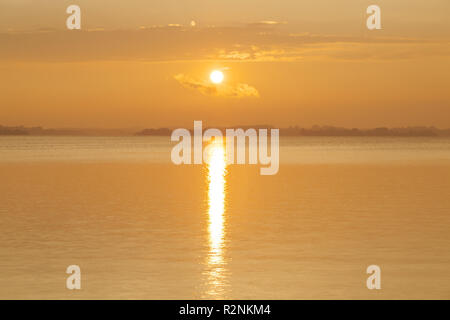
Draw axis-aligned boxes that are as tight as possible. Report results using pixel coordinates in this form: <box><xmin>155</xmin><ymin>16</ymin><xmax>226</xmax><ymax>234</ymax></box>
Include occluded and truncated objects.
<box><xmin>174</xmin><ymin>74</ymin><xmax>259</xmax><ymax>98</ymax></box>
<box><xmin>248</xmin><ymin>20</ymin><xmax>288</xmax><ymax>27</ymax></box>
<box><xmin>0</xmin><ymin>25</ymin><xmax>448</xmax><ymax>63</ymax></box>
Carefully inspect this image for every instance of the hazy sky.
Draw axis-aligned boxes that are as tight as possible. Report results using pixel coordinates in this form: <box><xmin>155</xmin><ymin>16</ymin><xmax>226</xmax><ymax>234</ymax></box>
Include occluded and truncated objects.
<box><xmin>0</xmin><ymin>0</ymin><xmax>449</xmax><ymax>128</ymax></box>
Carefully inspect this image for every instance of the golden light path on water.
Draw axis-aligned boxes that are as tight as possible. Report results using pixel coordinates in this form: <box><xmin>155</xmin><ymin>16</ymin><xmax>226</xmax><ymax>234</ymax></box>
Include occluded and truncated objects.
<box><xmin>205</xmin><ymin>140</ymin><xmax>228</xmax><ymax>298</ymax></box>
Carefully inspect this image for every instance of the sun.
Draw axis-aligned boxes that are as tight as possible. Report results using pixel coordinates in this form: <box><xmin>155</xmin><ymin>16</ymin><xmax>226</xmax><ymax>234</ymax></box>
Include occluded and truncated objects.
<box><xmin>210</xmin><ymin>70</ymin><xmax>224</xmax><ymax>84</ymax></box>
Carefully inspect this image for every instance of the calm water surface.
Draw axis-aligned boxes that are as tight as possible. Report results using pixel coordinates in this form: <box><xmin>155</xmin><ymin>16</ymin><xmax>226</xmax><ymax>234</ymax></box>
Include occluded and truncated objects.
<box><xmin>0</xmin><ymin>136</ymin><xmax>449</xmax><ymax>299</ymax></box>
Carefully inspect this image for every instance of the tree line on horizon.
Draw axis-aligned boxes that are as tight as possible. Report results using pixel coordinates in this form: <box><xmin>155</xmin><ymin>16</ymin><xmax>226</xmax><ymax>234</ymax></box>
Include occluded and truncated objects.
<box><xmin>1</xmin><ymin>124</ymin><xmax>450</xmax><ymax>137</ymax></box>
<box><xmin>137</xmin><ymin>125</ymin><xmax>450</xmax><ymax>137</ymax></box>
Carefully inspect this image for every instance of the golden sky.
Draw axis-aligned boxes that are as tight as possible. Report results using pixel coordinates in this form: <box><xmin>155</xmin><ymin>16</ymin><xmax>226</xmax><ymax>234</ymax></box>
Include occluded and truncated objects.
<box><xmin>0</xmin><ymin>0</ymin><xmax>449</xmax><ymax>128</ymax></box>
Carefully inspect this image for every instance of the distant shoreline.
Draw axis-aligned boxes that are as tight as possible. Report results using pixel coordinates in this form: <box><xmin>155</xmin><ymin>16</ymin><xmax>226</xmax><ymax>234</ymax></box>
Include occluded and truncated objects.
<box><xmin>1</xmin><ymin>125</ymin><xmax>450</xmax><ymax>137</ymax></box>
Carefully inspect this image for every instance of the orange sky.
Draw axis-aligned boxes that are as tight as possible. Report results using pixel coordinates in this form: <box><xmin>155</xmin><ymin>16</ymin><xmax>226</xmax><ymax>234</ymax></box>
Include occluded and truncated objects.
<box><xmin>0</xmin><ymin>0</ymin><xmax>449</xmax><ymax>128</ymax></box>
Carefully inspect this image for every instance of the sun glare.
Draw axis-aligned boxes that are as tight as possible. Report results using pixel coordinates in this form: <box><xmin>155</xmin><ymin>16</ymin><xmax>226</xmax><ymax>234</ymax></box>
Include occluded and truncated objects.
<box><xmin>205</xmin><ymin>140</ymin><xmax>228</xmax><ymax>297</ymax></box>
<box><xmin>210</xmin><ymin>70</ymin><xmax>224</xmax><ymax>84</ymax></box>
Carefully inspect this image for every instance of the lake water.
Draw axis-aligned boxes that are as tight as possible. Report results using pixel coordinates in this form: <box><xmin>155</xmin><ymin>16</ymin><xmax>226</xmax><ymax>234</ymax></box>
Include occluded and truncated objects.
<box><xmin>0</xmin><ymin>136</ymin><xmax>449</xmax><ymax>299</ymax></box>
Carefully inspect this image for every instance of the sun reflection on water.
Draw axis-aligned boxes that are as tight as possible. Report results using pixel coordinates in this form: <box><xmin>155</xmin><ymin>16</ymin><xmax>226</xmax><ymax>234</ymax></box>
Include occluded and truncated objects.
<box><xmin>205</xmin><ymin>139</ymin><xmax>228</xmax><ymax>298</ymax></box>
